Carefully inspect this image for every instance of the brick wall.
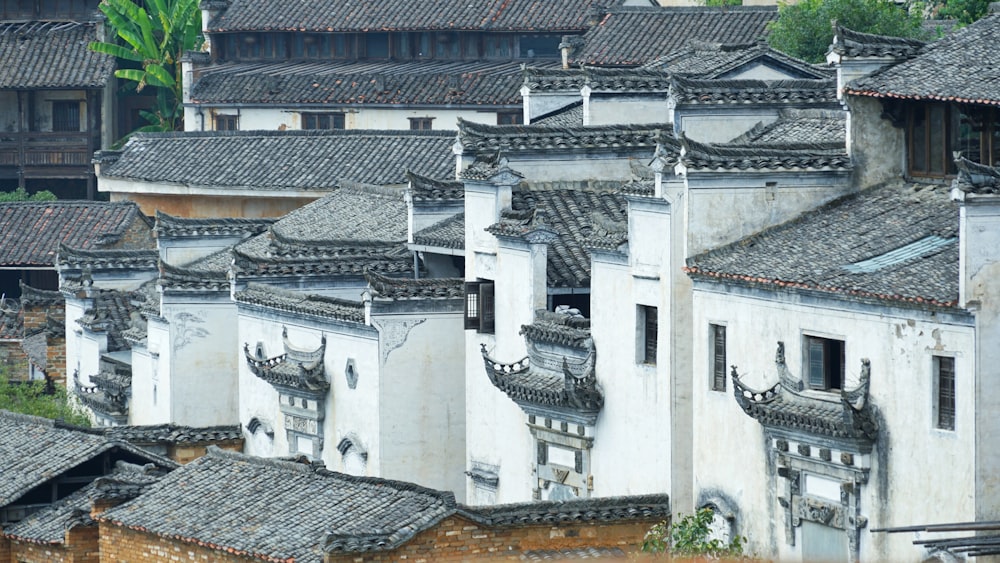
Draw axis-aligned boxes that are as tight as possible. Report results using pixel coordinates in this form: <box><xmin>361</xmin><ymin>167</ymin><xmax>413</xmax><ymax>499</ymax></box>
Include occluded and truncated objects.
<box><xmin>116</xmin><ymin>219</ymin><xmax>155</xmax><ymax>250</ymax></box>
<box><xmin>7</xmin><ymin>523</ymin><xmax>99</xmax><ymax>563</ymax></box>
<box><xmin>168</xmin><ymin>441</ymin><xmax>244</xmax><ymax>465</ymax></box>
<box><xmin>98</xmin><ymin>525</ymin><xmax>260</xmax><ymax>563</ymax></box>
<box><xmin>0</xmin><ymin>534</ymin><xmax>11</xmax><ymax>562</ymax></box>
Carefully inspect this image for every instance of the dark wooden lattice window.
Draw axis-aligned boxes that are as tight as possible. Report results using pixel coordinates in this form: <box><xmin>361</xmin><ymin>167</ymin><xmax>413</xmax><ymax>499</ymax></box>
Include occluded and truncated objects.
<box><xmin>640</xmin><ymin>305</ymin><xmax>657</xmax><ymax>365</ymax></box>
<box><xmin>935</xmin><ymin>356</ymin><xmax>956</xmax><ymax>431</ymax></box>
<box><xmin>409</xmin><ymin>117</ymin><xmax>434</xmax><ymax>130</ymax></box>
<box><xmin>215</xmin><ymin>114</ymin><xmax>238</xmax><ymax>131</ymax></box>
<box><xmin>302</xmin><ymin>112</ymin><xmax>345</xmax><ymax>130</ymax></box>
<box><xmin>497</xmin><ymin>111</ymin><xmax>523</xmax><ymax>125</ymax></box>
<box><xmin>806</xmin><ymin>336</ymin><xmax>844</xmax><ymax>391</ymax></box>
<box><xmin>711</xmin><ymin>324</ymin><xmax>727</xmax><ymax>391</ymax></box>
<box><xmin>464</xmin><ymin>281</ymin><xmax>494</xmax><ymax>333</ymax></box>
<box><xmin>51</xmin><ymin>101</ymin><xmax>80</xmax><ymax>132</ymax></box>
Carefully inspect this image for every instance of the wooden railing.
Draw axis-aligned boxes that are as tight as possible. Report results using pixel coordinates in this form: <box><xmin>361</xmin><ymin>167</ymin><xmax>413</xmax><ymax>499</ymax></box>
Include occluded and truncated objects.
<box><xmin>0</xmin><ymin>132</ymin><xmax>93</xmax><ymax>168</ymax></box>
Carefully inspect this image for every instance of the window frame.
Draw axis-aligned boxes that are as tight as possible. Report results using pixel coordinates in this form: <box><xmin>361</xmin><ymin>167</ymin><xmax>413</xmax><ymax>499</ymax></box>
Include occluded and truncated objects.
<box><xmin>907</xmin><ymin>102</ymin><xmax>1000</xmax><ymax>178</ymax></box>
<box><xmin>464</xmin><ymin>280</ymin><xmax>495</xmax><ymax>333</ymax></box>
<box><xmin>710</xmin><ymin>323</ymin><xmax>727</xmax><ymax>392</ymax></box>
<box><xmin>214</xmin><ymin>114</ymin><xmax>238</xmax><ymax>131</ymax></box>
<box><xmin>497</xmin><ymin>111</ymin><xmax>524</xmax><ymax>125</ymax></box>
<box><xmin>409</xmin><ymin>117</ymin><xmax>434</xmax><ymax>130</ymax></box>
<box><xmin>51</xmin><ymin>100</ymin><xmax>81</xmax><ymax>132</ymax></box>
<box><xmin>637</xmin><ymin>305</ymin><xmax>657</xmax><ymax>366</ymax></box>
<box><xmin>302</xmin><ymin>112</ymin><xmax>345</xmax><ymax>130</ymax></box>
<box><xmin>803</xmin><ymin>335</ymin><xmax>845</xmax><ymax>392</ymax></box>
<box><xmin>934</xmin><ymin>355</ymin><xmax>956</xmax><ymax>431</ymax></box>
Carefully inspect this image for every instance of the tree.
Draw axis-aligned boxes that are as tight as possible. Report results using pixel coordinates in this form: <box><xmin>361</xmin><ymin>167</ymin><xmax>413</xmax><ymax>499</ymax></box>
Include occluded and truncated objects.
<box><xmin>767</xmin><ymin>0</ymin><xmax>926</xmax><ymax>63</ymax></box>
<box><xmin>0</xmin><ymin>370</ymin><xmax>91</xmax><ymax>427</ymax></box>
<box><xmin>90</xmin><ymin>0</ymin><xmax>203</xmax><ymax>133</ymax></box>
<box><xmin>933</xmin><ymin>0</ymin><xmax>991</xmax><ymax>25</ymax></box>
<box><xmin>0</xmin><ymin>187</ymin><xmax>57</xmax><ymax>202</ymax></box>
<box><xmin>641</xmin><ymin>508</ymin><xmax>747</xmax><ymax>559</ymax></box>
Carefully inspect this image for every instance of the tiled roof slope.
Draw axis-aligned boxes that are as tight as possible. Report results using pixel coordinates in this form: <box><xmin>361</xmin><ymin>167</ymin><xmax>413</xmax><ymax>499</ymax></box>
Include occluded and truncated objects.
<box><xmin>235</xmin><ymin>284</ymin><xmax>366</xmax><ymax>324</ymax></box>
<box><xmin>685</xmin><ymin>182</ymin><xmax>960</xmax><ymax>310</ymax></box>
<box><xmin>56</xmin><ymin>246</ymin><xmax>159</xmax><ymax>272</ymax></box>
<box><xmin>104</xmin><ymin>425</ymin><xmax>243</xmax><ymax>445</ymax></box>
<box><xmin>648</xmin><ymin>40</ymin><xmax>833</xmax><ymax>79</ymax></box>
<box><xmin>2</xmin><ymin>462</ymin><xmax>165</xmax><ymax>545</ymax></box>
<box><xmin>845</xmin><ymin>13</ymin><xmax>1000</xmax><ymax>105</ymax></box>
<box><xmin>365</xmin><ymin>270</ymin><xmax>464</xmax><ymax>300</ymax></box>
<box><xmin>98</xmin><ymin>448</ymin><xmax>456</xmax><ymax>561</ymax></box>
<box><xmin>412</xmin><ymin>213</ymin><xmax>464</xmax><ymax>250</ymax></box>
<box><xmin>457</xmin><ymin>120</ymin><xmax>671</xmax><ymax>156</ymax></box>
<box><xmin>829</xmin><ymin>25</ymin><xmax>927</xmax><ymax>59</ymax></box>
<box><xmin>670</xmin><ymin>76</ymin><xmax>838</xmax><ymax>105</ymax></box>
<box><xmin>270</xmin><ymin>184</ymin><xmax>407</xmax><ymax>245</ymax></box>
<box><xmin>531</xmin><ymin>103</ymin><xmax>585</xmax><ymax>127</ymax></box>
<box><xmin>0</xmin><ymin>411</ymin><xmax>175</xmax><ymax>506</ymax></box>
<box><xmin>155</xmin><ymin>211</ymin><xmax>274</xmax><ymax>239</ymax></box>
<box><xmin>98</xmin><ymin>130</ymin><xmax>455</xmax><ymax>189</ymax></box>
<box><xmin>407</xmin><ymin>172</ymin><xmax>464</xmax><ymax>202</ymax></box>
<box><xmin>206</xmin><ymin>0</ymin><xmax>620</xmax><ymax>33</ymax></box>
<box><xmin>75</xmin><ymin>287</ymin><xmax>149</xmax><ymax>352</ymax></box>
<box><xmin>0</xmin><ymin>202</ymin><xmax>145</xmax><ymax>267</ymax></box>
<box><xmin>190</xmin><ymin>60</ymin><xmax>555</xmax><ymax>106</ymax></box>
<box><xmin>728</xmin><ymin>109</ymin><xmax>846</xmax><ymax>145</ymax></box>
<box><xmin>574</xmin><ymin>6</ymin><xmax>778</xmax><ymax>66</ymax></box>
<box><xmin>459</xmin><ymin>494</ymin><xmax>671</xmax><ymax>527</ymax></box>
<box><xmin>487</xmin><ymin>185</ymin><xmax>628</xmax><ymax>288</ymax></box>
<box><xmin>159</xmin><ymin>251</ymin><xmax>231</xmax><ymax>292</ymax></box>
<box><xmin>0</xmin><ymin>22</ymin><xmax>114</xmax><ymax>89</ymax></box>
<box><xmin>680</xmin><ymin>136</ymin><xmax>850</xmax><ymax>171</ymax></box>
<box><xmin>952</xmin><ymin>157</ymin><xmax>1000</xmax><ymax>195</ymax></box>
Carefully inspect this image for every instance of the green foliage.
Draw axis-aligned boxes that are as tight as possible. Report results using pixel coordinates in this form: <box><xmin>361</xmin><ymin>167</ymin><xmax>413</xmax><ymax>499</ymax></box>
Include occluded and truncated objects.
<box><xmin>704</xmin><ymin>0</ymin><xmax>744</xmax><ymax>6</ymax></box>
<box><xmin>641</xmin><ymin>508</ymin><xmax>747</xmax><ymax>559</ymax></box>
<box><xmin>90</xmin><ymin>0</ymin><xmax>203</xmax><ymax>132</ymax></box>
<box><xmin>767</xmin><ymin>0</ymin><xmax>926</xmax><ymax>63</ymax></box>
<box><xmin>933</xmin><ymin>0</ymin><xmax>991</xmax><ymax>24</ymax></box>
<box><xmin>0</xmin><ymin>187</ymin><xmax>57</xmax><ymax>202</ymax></box>
<box><xmin>0</xmin><ymin>371</ymin><xmax>91</xmax><ymax>427</ymax></box>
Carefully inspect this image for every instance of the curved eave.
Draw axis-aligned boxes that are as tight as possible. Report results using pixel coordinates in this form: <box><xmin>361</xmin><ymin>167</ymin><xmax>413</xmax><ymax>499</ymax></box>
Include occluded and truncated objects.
<box><xmin>843</xmin><ymin>89</ymin><xmax>1000</xmax><ymax>107</ymax></box>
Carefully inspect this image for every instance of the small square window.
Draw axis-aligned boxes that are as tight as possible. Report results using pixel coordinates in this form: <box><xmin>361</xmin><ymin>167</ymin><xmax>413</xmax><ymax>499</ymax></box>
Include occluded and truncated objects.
<box><xmin>51</xmin><ymin>101</ymin><xmax>80</xmax><ymax>132</ymax></box>
<box><xmin>215</xmin><ymin>114</ymin><xmax>238</xmax><ymax>131</ymax></box>
<box><xmin>464</xmin><ymin>280</ymin><xmax>495</xmax><ymax>333</ymax></box>
<box><xmin>710</xmin><ymin>324</ymin><xmax>727</xmax><ymax>391</ymax></box>
<box><xmin>637</xmin><ymin>305</ymin><xmax>657</xmax><ymax>365</ymax></box>
<box><xmin>934</xmin><ymin>356</ymin><xmax>956</xmax><ymax>431</ymax></box>
<box><xmin>497</xmin><ymin>111</ymin><xmax>523</xmax><ymax>125</ymax></box>
<box><xmin>409</xmin><ymin>117</ymin><xmax>434</xmax><ymax>130</ymax></box>
<box><xmin>302</xmin><ymin>112</ymin><xmax>345</xmax><ymax>130</ymax></box>
<box><xmin>805</xmin><ymin>336</ymin><xmax>845</xmax><ymax>391</ymax></box>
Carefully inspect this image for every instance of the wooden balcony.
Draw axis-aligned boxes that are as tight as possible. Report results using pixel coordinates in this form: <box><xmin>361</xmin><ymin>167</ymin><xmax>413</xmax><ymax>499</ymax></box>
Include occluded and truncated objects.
<box><xmin>0</xmin><ymin>132</ymin><xmax>95</xmax><ymax>179</ymax></box>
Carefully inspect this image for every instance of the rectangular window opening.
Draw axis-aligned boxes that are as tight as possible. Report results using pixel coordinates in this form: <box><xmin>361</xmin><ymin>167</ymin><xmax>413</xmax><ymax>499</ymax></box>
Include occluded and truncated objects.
<box><xmin>464</xmin><ymin>280</ymin><xmax>495</xmax><ymax>334</ymax></box>
<box><xmin>51</xmin><ymin>100</ymin><xmax>80</xmax><ymax>132</ymax></box>
<box><xmin>805</xmin><ymin>336</ymin><xmax>845</xmax><ymax>391</ymax></box>
<box><xmin>409</xmin><ymin>117</ymin><xmax>434</xmax><ymax>130</ymax></box>
<box><xmin>302</xmin><ymin>112</ymin><xmax>345</xmax><ymax>130</ymax></box>
<box><xmin>638</xmin><ymin>305</ymin><xmax>657</xmax><ymax>365</ymax></box>
<box><xmin>935</xmin><ymin>356</ymin><xmax>956</xmax><ymax>431</ymax></box>
<box><xmin>711</xmin><ymin>324</ymin><xmax>727</xmax><ymax>391</ymax></box>
<box><xmin>215</xmin><ymin>114</ymin><xmax>238</xmax><ymax>131</ymax></box>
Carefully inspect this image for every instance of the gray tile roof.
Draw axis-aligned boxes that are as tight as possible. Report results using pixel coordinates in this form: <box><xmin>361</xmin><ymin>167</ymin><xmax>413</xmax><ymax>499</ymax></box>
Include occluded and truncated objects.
<box><xmin>829</xmin><ymin>25</ymin><xmax>927</xmax><ymax>59</ymax></box>
<box><xmin>459</xmin><ymin>493</ymin><xmax>671</xmax><ymax>526</ymax></box>
<box><xmin>844</xmin><ymin>13</ymin><xmax>1000</xmax><ymax>105</ymax></box>
<box><xmin>19</xmin><ymin>284</ymin><xmax>65</xmax><ymax>307</ymax></box>
<box><xmin>524</xmin><ymin>67</ymin><xmax>672</xmax><ymax>93</ymax></box>
<box><xmin>205</xmin><ymin>0</ymin><xmax>620</xmax><ymax>33</ymax></box>
<box><xmin>521</xmin><ymin>547</ymin><xmax>626</xmax><ymax>560</ymax></box>
<box><xmin>2</xmin><ymin>462</ymin><xmax>165</xmax><ymax>545</ymax></box>
<box><xmin>98</xmin><ymin>130</ymin><xmax>456</xmax><ymax>189</ymax></box>
<box><xmin>519</xmin><ymin>310</ymin><xmax>592</xmax><ymax>349</ymax></box>
<box><xmin>952</xmin><ymin>157</ymin><xmax>1000</xmax><ymax>195</ymax></box>
<box><xmin>365</xmin><ymin>270</ymin><xmax>464</xmax><ymax>300</ymax></box>
<box><xmin>56</xmin><ymin>246</ymin><xmax>159</xmax><ymax>272</ymax></box>
<box><xmin>685</xmin><ymin>181</ymin><xmax>961</xmax><ymax>310</ymax></box>
<box><xmin>680</xmin><ymin>136</ymin><xmax>851</xmax><ymax>172</ymax></box>
<box><xmin>159</xmin><ymin>251</ymin><xmax>231</xmax><ymax>292</ymax></box>
<box><xmin>457</xmin><ymin>120</ymin><xmax>670</xmax><ymax>157</ymax></box>
<box><xmin>573</xmin><ymin>6</ymin><xmax>778</xmax><ymax>66</ymax></box>
<box><xmin>0</xmin><ymin>22</ymin><xmax>114</xmax><ymax>89</ymax></box>
<box><xmin>647</xmin><ymin>40</ymin><xmax>833</xmax><ymax>79</ymax></box>
<box><xmin>234</xmin><ymin>283</ymin><xmax>366</xmax><ymax>324</ymax></box>
<box><xmin>728</xmin><ymin>109</ymin><xmax>846</xmax><ymax>145</ymax></box>
<box><xmin>233</xmin><ymin>184</ymin><xmax>415</xmax><ymax>280</ymax></box>
<box><xmin>75</xmin><ymin>287</ymin><xmax>149</xmax><ymax>352</ymax></box>
<box><xmin>98</xmin><ymin>448</ymin><xmax>456</xmax><ymax>562</ymax></box>
<box><xmin>103</xmin><ymin>425</ymin><xmax>243</xmax><ymax>445</ymax></box>
<box><xmin>407</xmin><ymin>171</ymin><xmax>464</xmax><ymax>202</ymax></box>
<box><xmin>155</xmin><ymin>211</ymin><xmax>274</xmax><ymax>239</ymax></box>
<box><xmin>189</xmin><ymin>59</ymin><xmax>556</xmax><ymax>107</ymax></box>
<box><xmin>487</xmin><ymin>184</ymin><xmax>629</xmax><ymax>288</ymax></box>
<box><xmin>0</xmin><ymin>411</ymin><xmax>174</xmax><ymax>507</ymax></box>
<box><xmin>0</xmin><ymin>201</ymin><xmax>146</xmax><ymax>267</ymax></box>
<box><xmin>412</xmin><ymin>213</ymin><xmax>465</xmax><ymax>250</ymax></box>
<box><xmin>670</xmin><ymin>76</ymin><xmax>839</xmax><ymax>105</ymax></box>
<box><xmin>531</xmin><ymin>103</ymin><xmax>585</xmax><ymax>127</ymax></box>
<box><xmin>0</xmin><ymin>308</ymin><xmax>22</xmax><ymax>340</ymax></box>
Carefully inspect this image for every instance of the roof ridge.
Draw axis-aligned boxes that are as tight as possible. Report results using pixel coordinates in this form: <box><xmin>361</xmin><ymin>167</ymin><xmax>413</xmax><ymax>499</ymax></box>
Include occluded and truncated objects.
<box><xmin>127</xmin><ymin>129</ymin><xmax>455</xmax><ymax>142</ymax></box>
